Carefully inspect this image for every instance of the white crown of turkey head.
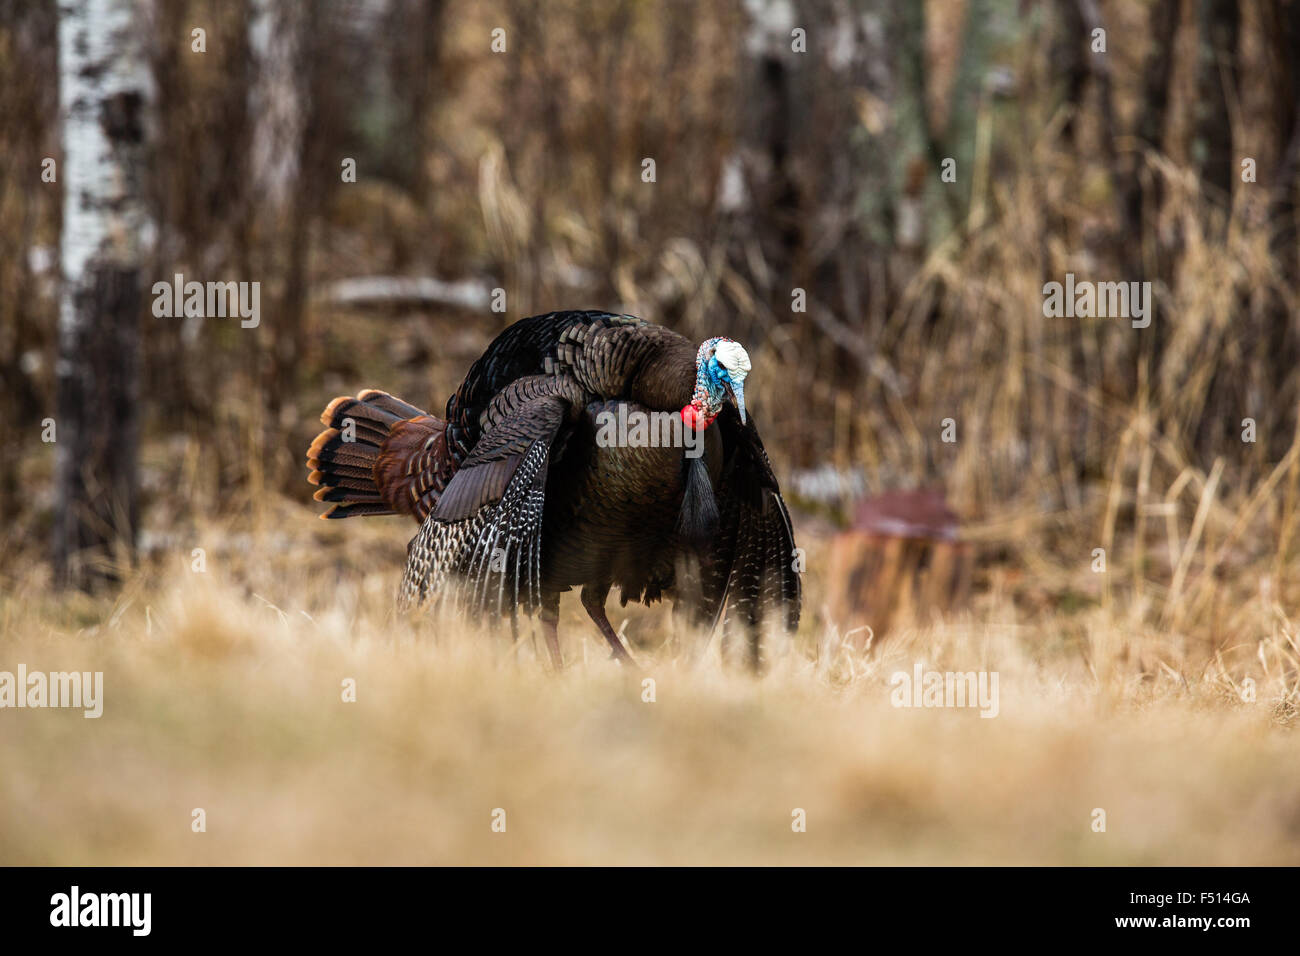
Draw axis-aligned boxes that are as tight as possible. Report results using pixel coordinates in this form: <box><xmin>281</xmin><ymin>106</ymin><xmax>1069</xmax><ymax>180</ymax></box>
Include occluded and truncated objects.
<box><xmin>714</xmin><ymin>340</ymin><xmax>751</xmax><ymax>381</ymax></box>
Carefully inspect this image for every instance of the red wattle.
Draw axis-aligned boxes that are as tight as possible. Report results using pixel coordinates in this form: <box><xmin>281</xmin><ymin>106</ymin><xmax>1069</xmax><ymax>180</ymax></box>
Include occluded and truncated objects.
<box><xmin>681</xmin><ymin>404</ymin><xmax>716</xmax><ymax>429</ymax></box>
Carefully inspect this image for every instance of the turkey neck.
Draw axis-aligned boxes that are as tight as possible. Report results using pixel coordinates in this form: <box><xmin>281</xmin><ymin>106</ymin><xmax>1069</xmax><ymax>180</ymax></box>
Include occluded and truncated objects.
<box><xmin>626</xmin><ymin>336</ymin><xmax>696</xmax><ymax>411</ymax></box>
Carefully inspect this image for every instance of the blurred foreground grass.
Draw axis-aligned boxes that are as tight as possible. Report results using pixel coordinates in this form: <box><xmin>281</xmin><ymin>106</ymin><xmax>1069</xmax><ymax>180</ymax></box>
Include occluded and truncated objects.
<box><xmin>2</xmin><ymin>497</ymin><xmax>1298</xmax><ymax>866</ymax></box>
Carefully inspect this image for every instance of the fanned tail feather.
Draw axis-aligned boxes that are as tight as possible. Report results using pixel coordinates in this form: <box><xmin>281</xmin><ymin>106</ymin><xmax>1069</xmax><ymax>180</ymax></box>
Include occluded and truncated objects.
<box><xmin>306</xmin><ymin>389</ymin><xmax>449</xmax><ymax>521</ymax></box>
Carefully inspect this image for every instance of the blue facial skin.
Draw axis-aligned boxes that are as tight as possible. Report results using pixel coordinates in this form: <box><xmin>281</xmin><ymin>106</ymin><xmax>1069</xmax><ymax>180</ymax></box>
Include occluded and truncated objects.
<box><xmin>705</xmin><ymin>354</ymin><xmax>747</xmax><ymax>424</ymax></box>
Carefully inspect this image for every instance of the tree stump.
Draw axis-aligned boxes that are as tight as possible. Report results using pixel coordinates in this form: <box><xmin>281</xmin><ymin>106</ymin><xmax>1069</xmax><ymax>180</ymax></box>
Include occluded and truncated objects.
<box><xmin>827</xmin><ymin>490</ymin><xmax>971</xmax><ymax>648</ymax></box>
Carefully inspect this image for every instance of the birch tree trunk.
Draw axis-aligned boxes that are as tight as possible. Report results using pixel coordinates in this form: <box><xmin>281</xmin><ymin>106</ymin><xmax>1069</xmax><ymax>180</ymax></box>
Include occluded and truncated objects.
<box><xmin>247</xmin><ymin>0</ymin><xmax>309</xmax><ymax>422</ymax></box>
<box><xmin>248</xmin><ymin>0</ymin><xmax>305</xmax><ymax>215</ymax></box>
<box><xmin>53</xmin><ymin>0</ymin><xmax>151</xmax><ymax>588</ymax></box>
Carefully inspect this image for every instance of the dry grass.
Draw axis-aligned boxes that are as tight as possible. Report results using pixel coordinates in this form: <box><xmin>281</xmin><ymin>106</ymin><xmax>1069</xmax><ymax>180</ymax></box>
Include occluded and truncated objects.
<box><xmin>2</xmin><ymin>492</ymin><xmax>1298</xmax><ymax>866</ymax></box>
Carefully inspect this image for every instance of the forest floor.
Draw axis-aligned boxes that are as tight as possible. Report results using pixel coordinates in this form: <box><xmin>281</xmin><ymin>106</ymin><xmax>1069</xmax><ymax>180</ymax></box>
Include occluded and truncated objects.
<box><xmin>3</xmin><ymin>491</ymin><xmax>1298</xmax><ymax>865</ymax></box>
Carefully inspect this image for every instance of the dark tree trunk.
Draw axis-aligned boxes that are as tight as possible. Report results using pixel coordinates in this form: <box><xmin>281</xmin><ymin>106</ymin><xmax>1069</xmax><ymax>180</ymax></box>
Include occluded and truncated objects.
<box><xmin>1053</xmin><ymin>0</ymin><xmax>1087</xmax><ymax>147</ymax></box>
<box><xmin>1127</xmin><ymin>0</ymin><xmax>1179</xmax><ymax>232</ymax></box>
<box><xmin>53</xmin><ymin>268</ymin><xmax>142</xmax><ymax>586</ymax></box>
<box><xmin>1194</xmin><ymin>0</ymin><xmax>1240</xmax><ymax>208</ymax></box>
<box><xmin>0</xmin><ymin>0</ymin><xmax>57</xmax><ymax>523</ymax></box>
<box><xmin>1262</xmin><ymin>0</ymin><xmax>1300</xmax><ymax>459</ymax></box>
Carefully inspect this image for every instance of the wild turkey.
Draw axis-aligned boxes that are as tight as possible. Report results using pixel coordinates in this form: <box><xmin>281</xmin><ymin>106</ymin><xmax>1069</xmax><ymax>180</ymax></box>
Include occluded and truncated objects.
<box><xmin>306</xmin><ymin>310</ymin><xmax>800</xmax><ymax>667</ymax></box>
